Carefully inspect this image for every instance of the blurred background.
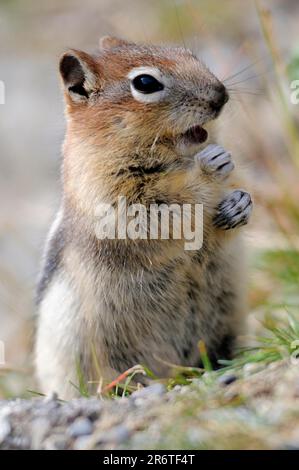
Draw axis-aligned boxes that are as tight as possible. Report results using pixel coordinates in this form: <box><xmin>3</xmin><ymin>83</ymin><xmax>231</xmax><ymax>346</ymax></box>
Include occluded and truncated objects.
<box><xmin>0</xmin><ymin>0</ymin><xmax>299</xmax><ymax>397</ymax></box>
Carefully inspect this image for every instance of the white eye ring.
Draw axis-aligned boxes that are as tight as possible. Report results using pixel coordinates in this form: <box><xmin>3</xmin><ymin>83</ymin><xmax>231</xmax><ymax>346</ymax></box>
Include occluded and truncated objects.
<box><xmin>128</xmin><ymin>66</ymin><xmax>168</xmax><ymax>103</ymax></box>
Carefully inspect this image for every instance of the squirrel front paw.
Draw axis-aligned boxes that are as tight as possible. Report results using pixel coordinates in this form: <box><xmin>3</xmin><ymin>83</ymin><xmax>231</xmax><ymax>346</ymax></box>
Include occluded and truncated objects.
<box><xmin>195</xmin><ymin>144</ymin><xmax>234</xmax><ymax>180</ymax></box>
<box><xmin>213</xmin><ymin>189</ymin><xmax>253</xmax><ymax>230</ymax></box>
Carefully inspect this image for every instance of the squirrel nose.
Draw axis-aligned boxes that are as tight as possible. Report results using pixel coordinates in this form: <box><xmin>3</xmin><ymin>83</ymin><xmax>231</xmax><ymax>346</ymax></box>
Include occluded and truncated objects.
<box><xmin>210</xmin><ymin>84</ymin><xmax>229</xmax><ymax>112</ymax></box>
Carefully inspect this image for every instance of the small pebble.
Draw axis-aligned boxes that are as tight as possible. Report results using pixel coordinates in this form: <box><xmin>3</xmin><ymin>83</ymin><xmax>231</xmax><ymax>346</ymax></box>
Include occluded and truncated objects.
<box><xmin>186</xmin><ymin>427</ymin><xmax>209</xmax><ymax>446</ymax></box>
<box><xmin>44</xmin><ymin>391</ymin><xmax>59</xmax><ymax>402</ymax></box>
<box><xmin>180</xmin><ymin>386</ymin><xmax>190</xmax><ymax>395</ymax></box>
<box><xmin>68</xmin><ymin>417</ymin><xmax>94</xmax><ymax>438</ymax></box>
<box><xmin>218</xmin><ymin>374</ymin><xmax>237</xmax><ymax>386</ymax></box>
<box><xmin>73</xmin><ymin>435</ymin><xmax>93</xmax><ymax>450</ymax></box>
<box><xmin>97</xmin><ymin>424</ymin><xmax>131</xmax><ymax>444</ymax></box>
<box><xmin>31</xmin><ymin>417</ymin><xmax>50</xmax><ymax>449</ymax></box>
<box><xmin>5</xmin><ymin>435</ymin><xmax>31</xmax><ymax>449</ymax></box>
<box><xmin>64</xmin><ymin>399</ymin><xmax>102</xmax><ymax>422</ymax></box>
<box><xmin>131</xmin><ymin>383</ymin><xmax>165</xmax><ymax>399</ymax></box>
<box><xmin>43</xmin><ymin>435</ymin><xmax>68</xmax><ymax>450</ymax></box>
<box><xmin>0</xmin><ymin>416</ymin><xmax>11</xmax><ymax>444</ymax></box>
<box><xmin>243</xmin><ymin>363</ymin><xmax>263</xmax><ymax>376</ymax></box>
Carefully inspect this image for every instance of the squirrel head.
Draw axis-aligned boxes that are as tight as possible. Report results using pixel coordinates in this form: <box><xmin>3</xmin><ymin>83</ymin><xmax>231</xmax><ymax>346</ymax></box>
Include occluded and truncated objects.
<box><xmin>59</xmin><ymin>36</ymin><xmax>228</xmax><ymax>156</ymax></box>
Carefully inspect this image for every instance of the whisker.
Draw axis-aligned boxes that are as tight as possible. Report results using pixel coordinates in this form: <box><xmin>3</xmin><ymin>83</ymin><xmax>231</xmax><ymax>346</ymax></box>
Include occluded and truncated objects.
<box><xmin>228</xmin><ymin>92</ymin><xmax>269</xmax><ymax>102</ymax></box>
<box><xmin>222</xmin><ymin>58</ymin><xmax>263</xmax><ymax>83</ymax></box>
<box><xmin>223</xmin><ymin>53</ymin><xmax>274</xmax><ymax>81</ymax></box>
<box><xmin>228</xmin><ymin>89</ymin><xmax>263</xmax><ymax>96</ymax></box>
<box><xmin>227</xmin><ymin>85</ymin><xmax>263</xmax><ymax>92</ymax></box>
<box><xmin>227</xmin><ymin>97</ymin><xmax>254</xmax><ymax>106</ymax></box>
<box><xmin>172</xmin><ymin>0</ymin><xmax>187</xmax><ymax>50</ymax></box>
<box><xmin>225</xmin><ymin>73</ymin><xmax>265</xmax><ymax>87</ymax></box>
<box><xmin>225</xmin><ymin>65</ymin><xmax>274</xmax><ymax>88</ymax></box>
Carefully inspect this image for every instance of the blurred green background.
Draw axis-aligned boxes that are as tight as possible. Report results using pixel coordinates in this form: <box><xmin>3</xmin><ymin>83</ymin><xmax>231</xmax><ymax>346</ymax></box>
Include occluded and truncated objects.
<box><xmin>0</xmin><ymin>0</ymin><xmax>299</xmax><ymax>396</ymax></box>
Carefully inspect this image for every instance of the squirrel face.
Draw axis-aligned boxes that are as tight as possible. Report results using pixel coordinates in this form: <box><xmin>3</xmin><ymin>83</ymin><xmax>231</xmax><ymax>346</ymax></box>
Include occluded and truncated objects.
<box><xmin>60</xmin><ymin>36</ymin><xmax>228</xmax><ymax>156</ymax></box>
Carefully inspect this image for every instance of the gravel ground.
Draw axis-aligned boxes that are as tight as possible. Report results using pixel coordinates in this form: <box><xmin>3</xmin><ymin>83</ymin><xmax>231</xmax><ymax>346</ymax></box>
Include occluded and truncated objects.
<box><xmin>0</xmin><ymin>360</ymin><xmax>299</xmax><ymax>450</ymax></box>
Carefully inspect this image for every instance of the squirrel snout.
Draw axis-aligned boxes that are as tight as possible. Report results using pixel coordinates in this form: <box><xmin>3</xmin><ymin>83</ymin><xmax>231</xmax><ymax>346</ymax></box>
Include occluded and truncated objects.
<box><xmin>209</xmin><ymin>84</ymin><xmax>229</xmax><ymax>112</ymax></box>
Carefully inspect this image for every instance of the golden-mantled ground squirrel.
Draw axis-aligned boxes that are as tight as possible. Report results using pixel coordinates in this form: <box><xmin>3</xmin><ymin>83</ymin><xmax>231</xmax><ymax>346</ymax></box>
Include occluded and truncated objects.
<box><xmin>35</xmin><ymin>36</ymin><xmax>252</xmax><ymax>399</ymax></box>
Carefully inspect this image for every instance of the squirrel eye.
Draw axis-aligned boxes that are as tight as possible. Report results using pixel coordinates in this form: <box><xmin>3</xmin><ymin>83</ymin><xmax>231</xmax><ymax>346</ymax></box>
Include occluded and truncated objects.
<box><xmin>132</xmin><ymin>74</ymin><xmax>164</xmax><ymax>94</ymax></box>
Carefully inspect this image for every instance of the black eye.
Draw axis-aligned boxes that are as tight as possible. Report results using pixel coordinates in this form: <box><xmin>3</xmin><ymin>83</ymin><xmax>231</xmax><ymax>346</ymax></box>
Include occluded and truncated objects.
<box><xmin>132</xmin><ymin>74</ymin><xmax>164</xmax><ymax>94</ymax></box>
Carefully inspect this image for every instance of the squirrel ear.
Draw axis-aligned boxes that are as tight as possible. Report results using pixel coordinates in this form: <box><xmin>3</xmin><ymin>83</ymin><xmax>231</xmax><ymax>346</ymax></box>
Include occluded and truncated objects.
<box><xmin>59</xmin><ymin>50</ymin><xmax>100</xmax><ymax>103</ymax></box>
<box><xmin>99</xmin><ymin>36</ymin><xmax>131</xmax><ymax>50</ymax></box>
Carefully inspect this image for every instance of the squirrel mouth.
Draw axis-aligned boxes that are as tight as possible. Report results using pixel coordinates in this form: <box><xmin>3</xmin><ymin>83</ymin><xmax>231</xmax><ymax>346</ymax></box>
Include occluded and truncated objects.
<box><xmin>182</xmin><ymin>125</ymin><xmax>208</xmax><ymax>145</ymax></box>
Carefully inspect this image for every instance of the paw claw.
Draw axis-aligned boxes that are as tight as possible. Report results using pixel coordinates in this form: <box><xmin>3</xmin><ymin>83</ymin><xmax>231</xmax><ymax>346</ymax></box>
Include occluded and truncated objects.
<box><xmin>213</xmin><ymin>190</ymin><xmax>253</xmax><ymax>230</ymax></box>
<box><xmin>195</xmin><ymin>144</ymin><xmax>234</xmax><ymax>180</ymax></box>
